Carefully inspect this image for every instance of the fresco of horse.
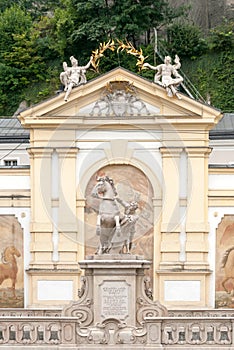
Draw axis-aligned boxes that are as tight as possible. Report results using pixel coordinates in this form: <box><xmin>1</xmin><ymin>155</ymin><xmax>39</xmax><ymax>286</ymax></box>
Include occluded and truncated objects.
<box><xmin>220</xmin><ymin>246</ymin><xmax>234</xmax><ymax>294</ymax></box>
<box><xmin>0</xmin><ymin>245</ymin><xmax>21</xmax><ymax>298</ymax></box>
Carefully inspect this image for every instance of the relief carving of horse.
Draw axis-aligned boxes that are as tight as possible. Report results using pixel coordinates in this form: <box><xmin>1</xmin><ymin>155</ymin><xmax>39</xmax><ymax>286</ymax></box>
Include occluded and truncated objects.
<box><xmin>221</xmin><ymin>246</ymin><xmax>234</xmax><ymax>293</ymax></box>
<box><xmin>0</xmin><ymin>245</ymin><xmax>21</xmax><ymax>298</ymax></box>
<box><xmin>91</xmin><ymin>176</ymin><xmax>121</xmax><ymax>254</ymax></box>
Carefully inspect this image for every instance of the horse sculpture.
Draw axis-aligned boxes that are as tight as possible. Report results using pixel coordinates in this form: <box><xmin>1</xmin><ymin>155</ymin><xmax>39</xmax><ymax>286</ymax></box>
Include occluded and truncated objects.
<box><xmin>0</xmin><ymin>245</ymin><xmax>21</xmax><ymax>298</ymax></box>
<box><xmin>91</xmin><ymin>176</ymin><xmax>121</xmax><ymax>254</ymax></box>
<box><xmin>221</xmin><ymin>246</ymin><xmax>234</xmax><ymax>293</ymax></box>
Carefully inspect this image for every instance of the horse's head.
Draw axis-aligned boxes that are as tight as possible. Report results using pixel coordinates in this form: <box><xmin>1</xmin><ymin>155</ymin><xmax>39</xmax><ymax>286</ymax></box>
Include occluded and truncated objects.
<box><xmin>91</xmin><ymin>176</ymin><xmax>118</xmax><ymax>199</ymax></box>
<box><xmin>10</xmin><ymin>246</ymin><xmax>21</xmax><ymax>258</ymax></box>
<box><xmin>2</xmin><ymin>246</ymin><xmax>21</xmax><ymax>263</ymax></box>
<box><xmin>91</xmin><ymin>177</ymin><xmax>106</xmax><ymax>198</ymax></box>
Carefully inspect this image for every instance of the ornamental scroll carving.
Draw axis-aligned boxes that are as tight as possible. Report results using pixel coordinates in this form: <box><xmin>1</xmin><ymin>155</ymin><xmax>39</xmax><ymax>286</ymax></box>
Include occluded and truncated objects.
<box><xmin>62</xmin><ymin>276</ymin><xmax>93</xmax><ymax>327</ymax></box>
<box><xmin>76</xmin><ymin>319</ymin><xmax>147</xmax><ymax>345</ymax></box>
<box><xmin>136</xmin><ymin>275</ymin><xmax>168</xmax><ymax>325</ymax></box>
<box><xmin>90</xmin><ymin>81</ymin><xmax>151</xmax><ymax>118</ymax></box>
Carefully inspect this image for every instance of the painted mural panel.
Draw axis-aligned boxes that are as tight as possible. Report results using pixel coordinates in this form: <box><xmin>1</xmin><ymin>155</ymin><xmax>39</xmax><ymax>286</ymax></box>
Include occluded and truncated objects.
<box><xmin>216</xmin><ymin>215</ymin><xmax>234</xmax><ymax>308</ymax></box>
<box><xmin>0</xmin><ymin>215</ymin><xmax>24</xmax><ymax>308</ymax></box>
<box><xmin>85</xmin><ymin>165</ymin><xmax>154</xmax><ymax>280</ymax></box>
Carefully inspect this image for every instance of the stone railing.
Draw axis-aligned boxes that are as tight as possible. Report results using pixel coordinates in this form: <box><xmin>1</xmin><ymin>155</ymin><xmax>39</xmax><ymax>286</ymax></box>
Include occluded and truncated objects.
<box><xmin>0</xmin><ymin>316</ymin><xmax>74</xmax><ymax>346</ymax></box>
<box><xmin>0</xmin><ymin>310</ymin><xmax>234</xmax><ymax>348</ymax></box>
<box><xmin>156</xmin><ymin>317</ymin><xmax>232</xmax><ymax>346</ymax></box>
<box><xmin>168</xmin><ymin>309</ymin><xmax>234</xmax><ymax>318</ymax></box>
<box><xmin>0</xmin><ymin>309</ymin><xmax>62</xmax><ymax>317</ymax></box>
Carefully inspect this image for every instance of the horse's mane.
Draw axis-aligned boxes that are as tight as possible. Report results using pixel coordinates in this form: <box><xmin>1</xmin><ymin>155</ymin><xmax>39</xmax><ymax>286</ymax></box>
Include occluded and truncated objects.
<box><xmin>2</xmin><ymin>246</ymin><xmax>12</xmax><ymax>263</ymax></box>
<box><xmin>1</xmin><ymin>245</ymin><xmax>19</xmax><ymax>263</ymax></box>
<box><xmin>99</xmin><ymin>176</ymin><xmax>118</xmax><ymax>196</ymax></box>
<box><xmin>221</xmin><ymin>246</ymin><xmax>234</xmax><ymax>268</ymax></box>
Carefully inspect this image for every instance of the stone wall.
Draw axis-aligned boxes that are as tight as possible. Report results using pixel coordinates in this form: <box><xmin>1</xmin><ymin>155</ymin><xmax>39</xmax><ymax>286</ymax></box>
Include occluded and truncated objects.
<box><xmin>167</xmin><ymin>0</ymin><xmax>233</xmax><ymax>30</ymax></box>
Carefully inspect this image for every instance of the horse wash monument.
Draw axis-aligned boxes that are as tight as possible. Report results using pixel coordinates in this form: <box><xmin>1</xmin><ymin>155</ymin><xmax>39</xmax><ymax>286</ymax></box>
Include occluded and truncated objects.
<box><xmin>1</xmin><ymin>40</ymin><xmax>233</xmax><ymax>349</ymax></box>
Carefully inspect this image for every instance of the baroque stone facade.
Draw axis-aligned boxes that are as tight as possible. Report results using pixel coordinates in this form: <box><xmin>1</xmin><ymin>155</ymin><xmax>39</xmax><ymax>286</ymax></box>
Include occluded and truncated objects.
<box><xmin>16</xmin><ymin>67</ymin><xmax>222</xmax><ymax>309</ymax></box>
<box><xmin>1</xmin><ymin>66</ymin><xmax>234</xmax><ymax>348</ymax></box>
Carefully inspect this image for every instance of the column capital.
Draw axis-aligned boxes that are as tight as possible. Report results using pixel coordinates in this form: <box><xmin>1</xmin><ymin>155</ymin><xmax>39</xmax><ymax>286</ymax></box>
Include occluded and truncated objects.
<box><xmin>27</xmin><ymin>147</ymin><xmax>54</xmax><ymax>158</ymax></box>
<box><xmin>56</xmin><ymin>147</ymin><xmax>79</xmax><ymax>158</ymax></box>
<box><xmin>159</xmin><ymin>147</ymin><xmax>184</xmax><ymax>157</ymax></box>
<box><xmin>185</xmin><ymin>147</ymin><xmax>212</xmax><ymax>157</ymax></box>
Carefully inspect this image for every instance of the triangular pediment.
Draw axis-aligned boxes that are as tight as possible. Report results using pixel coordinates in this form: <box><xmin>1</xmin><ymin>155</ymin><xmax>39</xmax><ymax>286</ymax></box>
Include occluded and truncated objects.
<box><xmin>19</xmin><ymin>67</ymin><xmax>222</xmax><ymax>128</ymax></box>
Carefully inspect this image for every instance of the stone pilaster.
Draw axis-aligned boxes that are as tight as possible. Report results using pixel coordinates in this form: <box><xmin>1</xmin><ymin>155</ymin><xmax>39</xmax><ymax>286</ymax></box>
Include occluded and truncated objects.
<box><xmin>56</xmin><ymin>147</ymin><xmax>79</xmax><ymax>267</ymax></box>
<box><xmin>185</xmin><ymin>147</ymin><xmax>212</xmax><ymax>269</ymax></box>
<box><xmin>159</xmin><ymin>147</ymin><xmax>183</xmax><ymax>267</ymax></box>
<box><xmin>76</xmin><ymin>198</ymin><xmax>86</xmax><ymax>260</ymax></box>
<box><xmin>28</xmin><ymin>147</ymin><xmax>53</xmax><ymax>267</ymax></box>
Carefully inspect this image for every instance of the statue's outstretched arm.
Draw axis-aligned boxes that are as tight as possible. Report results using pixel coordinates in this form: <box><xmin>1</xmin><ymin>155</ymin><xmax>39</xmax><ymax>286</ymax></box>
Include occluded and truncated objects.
<box><xmin>143</xmin><ymin>62</ymin><xmax>160</xmax><ymax>71</ymax></box>
<box><xmin>173</xmin><ymin>55</ymin><xmax>181</xmax><ymax>70</ymax></box>
<box><xmin>81</xmin><ymin>56</ymin><xmax>93</xmax><ymax>70</ymax></box>
<box><xmin>115</xmin><ymin>197</ymin><xmax>129</xmax><ymax>208</ymax></box>
<box><xmin>63</xmin><ymin>61</ymin><xmax>68</xmax><ymax>71</ymax></box>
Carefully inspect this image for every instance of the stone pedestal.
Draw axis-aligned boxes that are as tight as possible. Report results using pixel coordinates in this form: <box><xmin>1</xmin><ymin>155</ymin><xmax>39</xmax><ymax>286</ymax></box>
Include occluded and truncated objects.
<box><xmin>62</xmin><ymin>254</ymin><xmax>167</xmax><ymax>347</ymax></box>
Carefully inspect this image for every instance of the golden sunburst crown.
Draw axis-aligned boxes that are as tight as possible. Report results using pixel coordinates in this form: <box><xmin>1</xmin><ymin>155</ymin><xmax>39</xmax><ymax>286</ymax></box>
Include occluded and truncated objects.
<box><xmin>117</xmin><ymin>39</ymin><xmax>148</xmax><ymax>70</ymax></box>
<box><xmin>90</xmin><ymin>39</ymin><xmax>148</xmax><ymax>71</ymax></box>
<box><xmin>91</xmin><ymin>40</ymin><xmax>115</xmax><ymax>71</ymax></box>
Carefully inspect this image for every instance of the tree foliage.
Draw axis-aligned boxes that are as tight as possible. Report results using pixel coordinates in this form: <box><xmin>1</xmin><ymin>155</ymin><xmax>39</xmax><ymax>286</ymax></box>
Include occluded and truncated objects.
<box><xmin>0</xmin><ymin>5</ymin><xmax>32</xmax><ymax>53</ymax></box>
<box><xmin>0</xmin><ymin>0</ymin><xmax>232</xmax><ymax>115</ymax></box>
<box><xmin>209</xmin><ymin>20</ymin><xmax>234</xmax><ymax>52</ymax></box>
<box><xmin>166</xmin><ymin>22</ymin><xmax>208</xmax><ymax>59</ymax></box>
<box><xmin>70</xmin><ymin>0</ymin><xmax>186</xmax><ymax>47</ymax></box>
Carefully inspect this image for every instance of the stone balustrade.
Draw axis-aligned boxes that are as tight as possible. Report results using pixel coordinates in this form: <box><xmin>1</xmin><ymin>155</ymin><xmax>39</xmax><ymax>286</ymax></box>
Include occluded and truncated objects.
<box><xmin>0</xmin><ymin>310</ymin><xmax>234</xmax><ymax>348</ymax></box>
<box><xmin>0</xmin><ymin>309</ymin><xmax>62</xmax><ymax>317</ymax></box>
<box><xmin>155</xmin><ymin>317</ymin><xmax>232</xmax><ymax>346</ymax></box>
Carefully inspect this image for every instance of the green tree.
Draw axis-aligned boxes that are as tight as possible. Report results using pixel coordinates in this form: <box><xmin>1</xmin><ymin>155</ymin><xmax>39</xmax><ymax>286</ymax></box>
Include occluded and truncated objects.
<box><xmin>50</xmin><ymin>6</ymin><xmax>75</xmax><ymax>58</ymax></box>
<box><xmin>209</xmin><ymin>20</ymin><xmax>234</xmax><ymax>52</ymax></box>
<box><xmin>69</xmin><ymin>0</ymin><xmax>186</xmax><ymax>55</ymax></box>
<box><xmin>0</xmin><ymin>0</ymin><xmax>16</xmax><ymax>11</ymax></box>
<box><xmin>0</xmin><ymin>5</ymin><xmax>32</xmax><ymax>54</ymax></box>
<box><xmin>0</xmin><ymin>5</ymin><xmax>33</xmax><ymax>114</ymax></box>
<box><xmin>0</xmin><ymin>0</ymin><xmax>232</xmax><ymax>115</ymax></box>
<box><xmin>166</xmin><ymin>21</ymin><xmax>208</xmax><ymax>59</ymax></box>
<box><xmin>0</xmin><ymin>0</ymin><xmax>63</xmax><ymax>18</ymax></box>
<box><xmin>0</xmin><ymin>4</ymin><xmax>55</xmax><ymax>114</ymax></box>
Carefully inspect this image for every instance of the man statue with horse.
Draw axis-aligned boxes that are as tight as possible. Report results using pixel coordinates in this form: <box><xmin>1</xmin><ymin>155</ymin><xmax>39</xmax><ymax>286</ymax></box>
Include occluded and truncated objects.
<box><xmin>91</xmin><ymin>175</ymin><xmax>139</xmax><ymax>255</ymax></box>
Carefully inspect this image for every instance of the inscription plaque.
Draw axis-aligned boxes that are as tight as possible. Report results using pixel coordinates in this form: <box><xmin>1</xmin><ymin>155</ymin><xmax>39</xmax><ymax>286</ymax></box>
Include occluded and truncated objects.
<box><xmin>100</xmin><ymin>281</ymin><xmax>129</xmax><ymax>320</ymax></box>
